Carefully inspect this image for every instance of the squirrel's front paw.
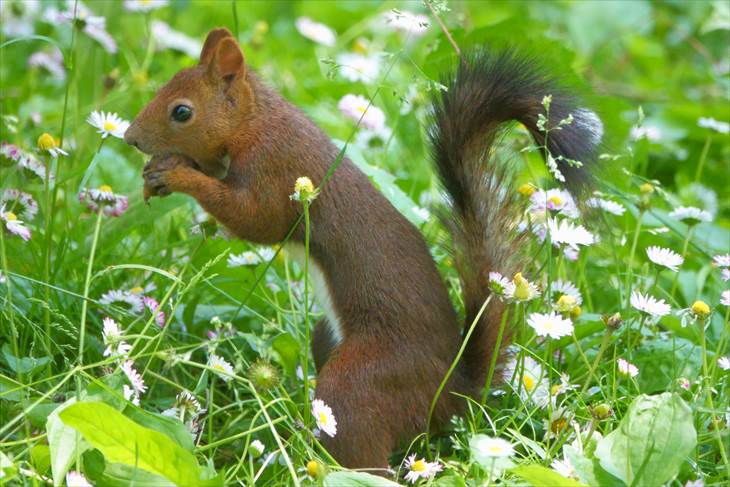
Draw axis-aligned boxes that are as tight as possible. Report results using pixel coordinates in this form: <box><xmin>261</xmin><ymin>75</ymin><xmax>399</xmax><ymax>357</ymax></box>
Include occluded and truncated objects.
<box><xmin>143</xmin><ymin>154</ymin><xmax>196</xmax><ymax>201</ymax></box>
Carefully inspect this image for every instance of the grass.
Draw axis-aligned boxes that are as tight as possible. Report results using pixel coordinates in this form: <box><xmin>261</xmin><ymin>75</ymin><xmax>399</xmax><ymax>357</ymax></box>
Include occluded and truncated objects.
<box><xmin>1</xmin><ymin>1</ymin><xmax>729</xmax><ymax>486</ymax></box>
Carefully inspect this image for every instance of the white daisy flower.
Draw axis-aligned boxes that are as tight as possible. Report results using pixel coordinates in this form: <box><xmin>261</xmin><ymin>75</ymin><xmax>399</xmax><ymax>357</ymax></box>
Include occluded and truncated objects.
<box><xmin>718</xmin><ymin>357</ymin><xmax>730</xmax><ymax>371</ymax></box>
<box><xmin>257</xmin><ymin>247</ymin><xmax>277</xmax><ymax>262</ymax></box>
<box><xmin>713</xmin><ymin>254</ymin><xmax>730</xmax><ymax>268</ymax></box>
<box><xmin>1</xmin><ymin>0</ymin><xmax>40</xmax><ymax>38</ymax></box>
<box><xmin>312</xmin><ymin>398</ymin><xmax>337</xmax><ymax>437</ymax></box>
<box><xmin>630</xmin><ymin>125</ymin><xmax>662</xmax><ymax>141</ymax></box>
<box><xmin>355</xmin><ymin>125</ymin><xmax>393</xmax><ymax>150</ymax></box>
<box><xmin>646</xmin><ymin>246</ymin><xmax>684</xmax><ymax>272</ymax></box>
<box><xmin>530</xmin><ymin>189</ymin><xmax>579</xmax><ymax>219</ymax></box>
<box><xmin>337</xmin><ymin>94</ymin><xmax>386</xmax><ymax>131</ymax></box>
<box><xmin>721</xmin><ymin>290</ymin><xmax>730</xmax><ymax>306</ymax></box>
<box><xmin>87</xmin><ymin>111</ymin><xmax>130</xmax><ymax>139</ymax></box>
<box><xmin>547</xmin><ymin>218</ymin><xmax>595</xmax><ymax>250</ymax></box>
<box><xmin>151</xmin><ymin>21</ymin><xmax>202</xmax><ymax>59</ymax></box>
<box><xmin>698</xmin><ymin>117</ymin><xmax>730</xmax><ymax>134</ymax></box>
<box><xmin>208</xmin><ymin>354</ymin><xmax>235</xmax><ymax>382</ymax></box>
<box><xmin>228</xmin><ymin>251</ymin><xmax>261</xmax><ymax>267</ymax></box>
<box><xmin>384</xmin><ymin>10</ymin><xmax>430</xmax><ymax>36</ymax></box>
<box><xmin>37</xmin><ymin>132</ymin><xmax>68</xmax><ymax>158</ymax></box>
<box><xmin>17</xmin><ymin>153</ymin><xmax>53</xmax><ymax>180</ymax></box>
<box><xmin>723</xmin><ymin>269</ymin><xmax>730</xmax><ymax>282</ymax></box>
<box><xmin>551</xmin><ymin>279</ymin><xmax>583</xmax><ymax>305</ymax></box>
<box><xmin>403</xmin><ymin>454</ymin><xmax>442</xmax><ymax>484</ymax></box>
<box><xmin>630</xmin><ymin>291</ymin><xmax>671</xmax><ymax>317</ymax></box>
<box><xmin>1</xmin><ymin>189</ymin><xmax>38</xmax><ymax>220</ymax></box>
<box><xmin>123</xmin><ymin>384</ymin><xmax>140</xmax><ymax>406</ymax></box>
<box><xmin>78</xmin><ymin>185</ymin><xmax>128</xmax><ymax>217</ymax></box>
<box><xmin>28</xmin><ymin>48</ymin><xmax>66</xmax><ymax>80</ymax></box>
<box><xmin>249</xmin><ymin>439</ymin><xmax>265</xmax><ymax>458</ymax></box>
<box><xmin>470</xmin><ymin>435</ymin><xmax>514</xmax><ymax>459</ymax></box>
<box><xmin>46</xmin><ymin>1</ymin><xmax>117</xmax><ymax>54</ymax></box>
<box><xmin>586</xmin><ymin>197</ymin><xmax>625</xmax><ymax>216</ymax></box>
<box><xmin>1</xmin><ymin>206</ymin><xmax>31</xmax><ymax>241</ymax></box>
<box><xmin>102</xmin><ymin>317</ymin><xmax>131</xmax><ymax>358</ymax></box>
<box><xmin>617</xmin><ymin>358</ymin><xmax>639</xmax><ymax>377</ymax></box>
<box><xmin>295</xmin><ymin>17</ymin><xmax>336</xmax><ymax>46</ymax></box>
<box><xmin>504</xmin><ymin>273</ymin><xmax>541</xmax><ymax>303</ymax></box>
<box><xmin>124</xmin><ymin>0</ymin><xmax>169</xmax><ymax>12</ymax></box>
<box><xmin>527</xmin><ymin>311</ymin><xmax>574</xmax><ymax>339</ymax></box>
<box><xmin>336</xmin><ymin>52</ymin><xmax>381</xmax><ymax>83</ymax></box>
<box><xmin>65</xmin><ymin>470</ymin><xmax>92</xmax><ymax>487</ymax></box>
<box><xmin>290</xmin><ymin>176</ymin><xmax>319</xmax><ymax>203</ymax></box>
<box><xmin>142</xmin><ymin>296</ymin><xmax>166</xmax><ymax>327</ymax></box>
<box><xmin>175</xmin><ymin>390</ymin><xmax>202</xmax><ymax>416</ymax></box>
<box><xmin>99</xmin><ymin>289</ymin><xmax>145</xmax><ymax>314</ymax></box>
<box><xmin>1</xmin><ymin>142</ymin><xmax>24</xmax><ymax>162</ymax></box>
<box><xmin>121</xmin><ymin>360</ymin><xmax>147</xmax><ymax>395</ymax></box>
<box><xmin>504</xmin><ymin>355</ymin><xmax>550</xmax><ymax>407</ymax></box>
<box><xmin>488</xmin><ymin>272</ymin><xmax>511</xmax><ymax>296</ymax></box>
<box><xmin>551</xmin><ymin>457</ymin><xmax>578</xmax><ymax>479</ymax></box>
<box><xmin>669</xmin><ymin>206</ymin><xmax>712</xmax><ymax>225</ymax></box>
<box><xmin>543</xmin><ymin>407</ymin><xmax>572</xmax><ymax>439</ymax></box>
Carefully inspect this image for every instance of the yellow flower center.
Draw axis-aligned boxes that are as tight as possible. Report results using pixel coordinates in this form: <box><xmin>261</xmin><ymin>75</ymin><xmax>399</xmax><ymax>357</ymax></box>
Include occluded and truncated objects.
<box><xmin>550</xmin><ymin>417</ymin><xmax>568</xmax><ymax>434</ymax></box>
<box><xmin>37</xmin><ymin>132</ymin><xmax>57</xmax><ymax>151</ymax></box>
<box><xmin>517</xmin><ymin>183</ymin><xmax>535</xmax><ymax>197</ymax></box>
<box><xmin>556</xmin><ymin>294</ymin><xmax>576</xmax><ymax>313</ymax></box>
<box><xmin>353</xmin><ymin>39</ymin><xmax>369</xmax><ymax>55</ymax></box>
<box><xmin>213</xmin><ymin>364</ymin><xmax>225</xmax><ymax>372</ymax></box>
<box><xmin>411</xmin><ymin>460</ymin><xmax>426</xmax><ymax>472</ymax></box>
<box><xmin>551</xmin><ymin>384</ymin><xmax>562</xmax><ymax>396</ymax></box>
<box><xmin>103</xmin><ymin>120</ymin><xmax>118</xmax><ymax>132</ymax></box>
<box><xmin>356</xmin><ymin>105</ymin><xmax>367</xmax><ymax>113</ymax></box>
<box><xmin>639</xmin><ymin>183</ymin><xmax>654</xmax><ymax>194</ymax></box>
<box><xmin>4</xmin><ymin>211</ymin><xmax>18</xmax><ymax>221</ymax></box>
<box><xmin>318</xmin><ymin>412</ymin><xmax>328</xmax><ymax>425</ymax></box>
<box><xmin>99</xmin><ymin>184</ymin><xmax>113</xmax><ymax>193</ymax></box>
<box><xmin>548</xmin><ymin>195</ymin><xmax>562</xmax><ymax>207</ymax></box>
<box><xmin>522</xmin><ymin>375</ymin><xmax>535</xmax><ymax>392</ymax></box>
<box><xmin>486</xmin><ymin>445</ymin><xmax>504</xmax><ymax>454</ymax></box>
<box><xmin>691</xmin><ymin>300</ymin><xmax>710</xmax><ymax>318</ymax></box>
<box><xmin>129</xmin><ymin>286</ymin><xmax>144</xmax><ymax>294</ymax></box>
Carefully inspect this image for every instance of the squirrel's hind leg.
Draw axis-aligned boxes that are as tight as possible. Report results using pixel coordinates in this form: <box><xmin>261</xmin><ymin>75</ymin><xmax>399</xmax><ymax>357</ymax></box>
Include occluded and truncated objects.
<box><xmin>314</xmin><ymin>340</ymin><xmax>396</xmax><ymax>473</ymax></box>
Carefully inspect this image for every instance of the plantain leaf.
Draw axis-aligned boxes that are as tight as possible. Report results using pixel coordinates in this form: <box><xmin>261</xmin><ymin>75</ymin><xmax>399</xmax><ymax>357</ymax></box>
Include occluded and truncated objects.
<box><xmin>595</xmin><ymin>393</ymin><xmax>697</xmax><ymax>486</ymax></box>
<box><xmin>511</xmin><ymin>465</ymin><xmax>587</xmax><ymax>487</ymax></box>
<box><xmin>323</xmin><ymin>471</ymin><xmax>403</xmax><ymax>486</ymax></box>
<box><xmin>60</xmin><ymin>402</ymin><xmax>203</xmax><ymax>486</ymax></box>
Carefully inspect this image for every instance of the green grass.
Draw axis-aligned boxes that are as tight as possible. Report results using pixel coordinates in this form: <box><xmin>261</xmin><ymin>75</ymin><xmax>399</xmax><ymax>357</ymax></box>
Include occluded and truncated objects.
<box><xmin>1</xmin><ymin>1</ymin><xmax>729</xmax><ymax>486</ymax></box>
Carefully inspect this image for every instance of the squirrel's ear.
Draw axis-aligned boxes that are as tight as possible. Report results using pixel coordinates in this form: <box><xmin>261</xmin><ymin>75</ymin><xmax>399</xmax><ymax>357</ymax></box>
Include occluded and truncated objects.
<box><xmin>200</xmin><ymin>28</ymin><xmax>233</xmax><ymax>65</ymax></box>
<box><xmin>208</xmin><ymin>37</ymin><xmax>245</xmax><ymax>84</ymax></box>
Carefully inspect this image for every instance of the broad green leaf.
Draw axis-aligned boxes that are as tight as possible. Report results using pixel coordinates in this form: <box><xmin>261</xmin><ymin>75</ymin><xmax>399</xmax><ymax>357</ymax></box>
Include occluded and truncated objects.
<box><xmin>30</xmin><ymin>445</ymin><xmax>51</xmax><ymax>477</ymax></box>
<box><xmin>595</xmin><ymin>393</ymin><xmax>697</xmax><ymax>486</ymax></box>
<box><xmin>564</xmin><ymin>443</ymin><xmax>624</xmax><ymax>487</ymax></box>
<box><xmin>432</xmin><ymin>473</ymin><xmax>467</xmax><ymax>487</ymax></box>
<box><xmin>1</xmin><ymin>344</ymin><xmax>51</xmax><ymax>375</ymax></box>
<box><xmin>47</xmin><ymin>398</ymin><xmax>90</xmax><ymax>487</ymax></box>
<box><xmin>0</xmin><ymin>375</ymin><xmax>23</xmax><ymax>401</ymax></box>
<box><xmin>84</xmin><ymin>449</ymin><xmax>175</xmax><ymax>487</ymax></box>
<box><xmin>511</xmin><ymin>465</ymin><xmax>586</xmax><ymax>487</ymax></box>
<box><xmin>323</xmin><ymin>471</ymin><xmax>403</xmax><ymax>487</ymax></box>
<box><xmin>24</xmin><ymin>400</ymin><xmax>59</xmax><ymax>428</ymax></box>
<box><xmin>60</xmin><ymin>402</ymin><xmax>203</xmax><ymax>486</ymax></box>
<box><xmin>124</xmin><ymin>406</ymin><xmax>195</xmax><ymax>452</ymax></box>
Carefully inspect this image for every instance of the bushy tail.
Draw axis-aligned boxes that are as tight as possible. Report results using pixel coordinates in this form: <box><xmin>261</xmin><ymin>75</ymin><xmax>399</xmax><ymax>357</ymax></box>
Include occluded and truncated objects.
<box><xmin>428</xmin><ymin>49</ymin><xmax>601</xmax><ymax>386</ymax></box>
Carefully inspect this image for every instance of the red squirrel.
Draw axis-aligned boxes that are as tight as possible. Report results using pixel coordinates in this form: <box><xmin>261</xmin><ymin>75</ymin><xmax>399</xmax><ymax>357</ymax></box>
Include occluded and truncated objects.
<box><xmin>124</xmin><ymin>28</ymin><xmax>601</xmax><ymax>471</ymax></box>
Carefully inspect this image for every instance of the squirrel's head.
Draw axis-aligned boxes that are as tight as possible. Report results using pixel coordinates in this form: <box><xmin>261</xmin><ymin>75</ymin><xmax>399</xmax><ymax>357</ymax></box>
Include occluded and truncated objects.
<box><xmin>125</xmin><ymin>28</ymin><xmax>253</xmax><ymax>176</ymax></box>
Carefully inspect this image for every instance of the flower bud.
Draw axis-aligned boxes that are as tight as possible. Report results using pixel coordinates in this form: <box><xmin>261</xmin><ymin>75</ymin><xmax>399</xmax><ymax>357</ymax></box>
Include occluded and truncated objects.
<box><xmin>591</xmin><ymin>403</ymin><xmax>613</xmax><ymax>420</ymax></box>
<box><xmin>639</xmin><ymin>183</ymin><xmax>654</xmax><ymax>194</ymax></box>
<box><xmin>249</xmin><ymin>439</ymin><xmax>265</xmax><ymax>459</ymax></box>
<box><xmin>691</xmin><ymin>300</ymin><xmax>710</xmax><ymax>319</ymax></box>
<box><xmin>306</xmin><ymin>460</ymin><xmax>326</xmax><ymax>479</ymax></box>
<box><xmin>602</xmin><ymin>312</ymin><xmax>623</xmax><ymax>330</ymax></box>
<box><xmin>247</xmin><ymin>359</ymin><xmax>281</xmax><ymax>391</ymax></box>
<box><xmin>517</xmin><ymin>183</ymin><xmax>536</xmax><ymax>197</ymax></box>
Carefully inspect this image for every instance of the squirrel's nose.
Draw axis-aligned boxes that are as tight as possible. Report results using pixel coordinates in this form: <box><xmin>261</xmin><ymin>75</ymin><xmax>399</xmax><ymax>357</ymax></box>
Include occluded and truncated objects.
<box><xmin>123</xmin><ymin>128</ymin><xmax>138</xmax><ymax>148</ymax></box>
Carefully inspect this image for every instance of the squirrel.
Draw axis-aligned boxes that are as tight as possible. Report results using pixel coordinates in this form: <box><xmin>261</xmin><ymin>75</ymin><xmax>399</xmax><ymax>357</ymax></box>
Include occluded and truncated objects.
<box><xmin>124</xmin><ymin>28</ymin><xmax>601</xmax><ymax>471</ymax></box>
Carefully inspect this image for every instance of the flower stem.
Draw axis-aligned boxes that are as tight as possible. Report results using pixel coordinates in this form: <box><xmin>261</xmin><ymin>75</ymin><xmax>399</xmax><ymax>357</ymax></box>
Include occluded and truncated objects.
<box><xmin>302</xmin><ymin>200</ymin><xmax>312</xmax><ymax>430</ymax></box>
<box><xmin>581</xmin><ymin>328</ymin><xmax>613</xmax><ymax>393</ymax></box>
<box><xmin>77</xmin><ymin>208</ymin><xmax>104</xmax><ymax>369</ymax></box>
<box><xmin>624</xmin><ymin>209</ymin><xmax>644</xmax><ymax>307</ymax></box>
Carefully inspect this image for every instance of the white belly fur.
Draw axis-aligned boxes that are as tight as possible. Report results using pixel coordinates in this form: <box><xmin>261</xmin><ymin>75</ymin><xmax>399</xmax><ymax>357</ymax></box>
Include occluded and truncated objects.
<box><xmin>284</xmin><ymin>243</ymin><xmax>344</xmax><ymax>345</ymax></box>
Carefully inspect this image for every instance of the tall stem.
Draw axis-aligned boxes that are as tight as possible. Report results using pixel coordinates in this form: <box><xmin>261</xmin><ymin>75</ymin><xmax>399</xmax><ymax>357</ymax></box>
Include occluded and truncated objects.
<box><xmin>77</xmin><ymin>209</ymin><xmax>104</xmax><ymax>370</ymax></box>
<box><xmin>302</xmin><ymin>200</ymin><xmax>312</xmax><ymax>429</ymax></box>
<box><xmin>670</xmin><ymin>225</ymin><xmax>694</xmax><ymax>299</ymax></box>
<box><xmin>624</xmin><ymin>209</ymin><xmax>645</xmax><ymax>307</ymax></box>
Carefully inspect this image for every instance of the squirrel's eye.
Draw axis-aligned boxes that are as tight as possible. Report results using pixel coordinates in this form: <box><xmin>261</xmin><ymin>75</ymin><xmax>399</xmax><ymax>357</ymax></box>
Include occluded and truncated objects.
<box><xmin>171</xmin><ymin>104</ymin><xmax>192</xmax><ymax>123</ymax></box>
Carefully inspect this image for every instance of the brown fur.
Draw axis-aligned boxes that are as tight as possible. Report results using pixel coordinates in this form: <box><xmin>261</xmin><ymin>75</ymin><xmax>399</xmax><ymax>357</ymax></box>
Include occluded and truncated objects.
<box><xmin>126</xmin><ymin>29</ymin><xmax>599</xmax><ymax>471</ymax></box>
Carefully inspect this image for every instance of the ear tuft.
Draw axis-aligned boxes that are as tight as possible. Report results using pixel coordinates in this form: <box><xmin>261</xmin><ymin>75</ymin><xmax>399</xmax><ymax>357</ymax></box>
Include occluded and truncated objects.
<box><xmin>200</xmin><ymin>28</ymin><xmax>233</xmax><ymax>65</ymax></box>
<box><xmin>211</xmin><ymin>37</ymin><xmax>245</xmax><ymax>82</ymax></box>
